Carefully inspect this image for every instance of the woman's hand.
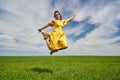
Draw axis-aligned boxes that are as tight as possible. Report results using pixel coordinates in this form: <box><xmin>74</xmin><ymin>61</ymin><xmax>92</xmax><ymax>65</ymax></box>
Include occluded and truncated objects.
<box><xmin>38</xmin><ymin>28</ymin><xmax>42</xmax><ymax>32</ymax></box>
<box><xmin>74</xmin><ymin>13</ymin><xmax>77</xmax><ymax>17</ymax></box>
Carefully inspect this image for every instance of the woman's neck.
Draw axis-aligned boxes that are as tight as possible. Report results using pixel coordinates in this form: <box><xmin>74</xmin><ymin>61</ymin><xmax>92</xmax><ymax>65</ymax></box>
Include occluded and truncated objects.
<box><xmin>55</xmin><ymin>17</ymin><xmax>61</xmax><ymax>20</ymax></box>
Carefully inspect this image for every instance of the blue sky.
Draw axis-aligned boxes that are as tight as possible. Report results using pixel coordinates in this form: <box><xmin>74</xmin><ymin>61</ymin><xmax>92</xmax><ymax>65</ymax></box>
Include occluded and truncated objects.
<box><xmin>0</xmin><ymin>0</ymin><xmax>120</xmax><ymax>56</ymax></box>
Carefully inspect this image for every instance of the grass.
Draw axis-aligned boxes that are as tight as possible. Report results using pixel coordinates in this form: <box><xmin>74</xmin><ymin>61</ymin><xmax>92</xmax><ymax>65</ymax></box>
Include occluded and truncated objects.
<box><xmin>0</xmin><ymin>56</ymin><xmax>120</xmax><ymax>80</ymax></box>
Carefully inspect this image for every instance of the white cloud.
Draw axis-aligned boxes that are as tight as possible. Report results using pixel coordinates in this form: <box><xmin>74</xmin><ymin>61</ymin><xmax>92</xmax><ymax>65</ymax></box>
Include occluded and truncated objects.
<box><xmin>65</xmin><ymin>24</ymin><xmax>85</xmax><ymax>36</ymax></box>
<box><xmin>0</xmin><ymin>35</ymin><xmax>15</xmax><ymax>43</ymax></box>
<box><xmin>63</xmin><ymin>0</ymin><xmax>120</xmax><ymax>55</ymax></box>
<box><xmin>0</xmin><ymin>0</ymin><xmax>52</xmax><ymax>52</ymax></box>
<box><xmin>0</xmin><ymin>0</ymin><xmax>120</xmax><ymax>55</ymax></box>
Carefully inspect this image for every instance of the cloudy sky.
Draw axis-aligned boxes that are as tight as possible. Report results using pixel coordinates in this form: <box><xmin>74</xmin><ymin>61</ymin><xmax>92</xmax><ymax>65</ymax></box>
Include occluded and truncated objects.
<box><xmin>0</xmin><ymin>0</ymin><xmax>120</xmax><ymax>56</ymax></box>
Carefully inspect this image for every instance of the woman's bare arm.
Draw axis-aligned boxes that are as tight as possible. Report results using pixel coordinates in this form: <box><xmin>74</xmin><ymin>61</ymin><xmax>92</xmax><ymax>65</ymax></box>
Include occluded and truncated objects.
<box><xmin>38</xmin><ymin>23</ymin><xmax>50</xmax><ymax>32</ymax></box>
<box><xmin>68</xmin><ymin>13</ymin><xmax>77</xmax><ymax>22</ymax></box>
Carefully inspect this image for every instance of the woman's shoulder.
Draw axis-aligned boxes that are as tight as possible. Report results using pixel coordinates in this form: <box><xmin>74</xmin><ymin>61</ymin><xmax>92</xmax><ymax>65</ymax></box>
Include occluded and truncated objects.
<box><xmin>62</xmin><ymin>18</ymin><xmax>70</xmax><ymax>25</ymax></box>
<box><xmin>48</xmin><ymin>20</ymin><xmax>56</xmax><ymax>26</ymax></box>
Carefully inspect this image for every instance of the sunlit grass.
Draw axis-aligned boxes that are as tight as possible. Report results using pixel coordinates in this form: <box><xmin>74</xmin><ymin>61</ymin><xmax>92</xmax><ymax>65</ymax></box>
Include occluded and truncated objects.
<box><xmin>0</xmin><ymin>56</ymin><xmax>120</xmax><ymax>80</ymax></box>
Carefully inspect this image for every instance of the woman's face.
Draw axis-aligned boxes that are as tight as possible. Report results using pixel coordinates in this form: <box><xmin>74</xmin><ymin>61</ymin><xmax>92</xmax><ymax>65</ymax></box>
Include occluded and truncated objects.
<box><xmin>54</xmin><ymin>12</ymin><xmax>61</xmax><ymax>20</ymax></box>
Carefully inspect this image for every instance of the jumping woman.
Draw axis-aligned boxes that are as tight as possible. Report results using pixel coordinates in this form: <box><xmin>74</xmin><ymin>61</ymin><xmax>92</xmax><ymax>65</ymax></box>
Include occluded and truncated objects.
<box><xmin>38</xmin><ymin>10</ymin><xmax>76</xmax><ymax>55</ymax></box>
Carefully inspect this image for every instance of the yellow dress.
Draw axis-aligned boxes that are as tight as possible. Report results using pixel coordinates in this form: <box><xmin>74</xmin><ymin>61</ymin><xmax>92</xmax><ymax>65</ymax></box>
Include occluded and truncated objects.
<box><xmin>48</xmin><ymin>19</ymin><xmax>70</xmax><ymax>51</ymax></box>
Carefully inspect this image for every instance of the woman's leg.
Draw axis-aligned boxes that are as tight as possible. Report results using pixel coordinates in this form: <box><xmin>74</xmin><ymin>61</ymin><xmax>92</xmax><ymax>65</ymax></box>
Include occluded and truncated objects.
<box><xmin>41</xmin><ymin>32</ymin><xmax>51</xmax><ymax>50</ymax></box>
<box><xmin>45</xmin><ymin>39</ymin><xmax>51</xmax><ymax>50</ymax></box>
<box><xmin>41</xmin><ymin>32</ymin><xmax>58</xmax><ymax>55</ymax></box>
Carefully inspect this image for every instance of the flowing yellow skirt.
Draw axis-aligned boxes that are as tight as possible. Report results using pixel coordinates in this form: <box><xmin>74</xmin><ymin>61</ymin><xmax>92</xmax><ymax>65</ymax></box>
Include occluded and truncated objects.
<box><xmin>48</xmin><ymin>30</ymin><xmax>68</xmax><ymax>51</ymax></box>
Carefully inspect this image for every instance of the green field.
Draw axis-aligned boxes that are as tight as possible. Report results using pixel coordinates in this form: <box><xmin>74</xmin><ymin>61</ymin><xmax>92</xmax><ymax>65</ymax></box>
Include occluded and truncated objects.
<box><xmin>0</xmin><ymin>56</ymin><xmax>120</xmax><ymax>80</ymax></box>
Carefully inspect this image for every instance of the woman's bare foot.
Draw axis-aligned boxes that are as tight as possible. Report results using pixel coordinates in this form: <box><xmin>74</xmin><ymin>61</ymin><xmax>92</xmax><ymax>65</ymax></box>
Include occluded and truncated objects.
<box><xmin>50</xmin><ymin>50</ymin><xmax>58</xmax><ymax>55</ymax></box>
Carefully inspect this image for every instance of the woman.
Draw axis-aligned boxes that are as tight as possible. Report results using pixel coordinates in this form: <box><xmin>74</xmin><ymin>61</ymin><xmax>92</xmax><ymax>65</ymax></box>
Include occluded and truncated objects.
<box><xmin>38</xmin><ymin>10</ymin><xmax>76</xmax><ymax>55</ymax></box>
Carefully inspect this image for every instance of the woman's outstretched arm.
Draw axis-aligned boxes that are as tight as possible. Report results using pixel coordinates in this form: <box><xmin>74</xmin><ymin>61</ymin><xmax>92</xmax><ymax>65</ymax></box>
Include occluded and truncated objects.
<box><xmin>68</xmin><ymin>13</ymin><xmax>77</xmax><ymax>22</ymax></box>
<box><xmin>38</xmin><ymin>23</ymin><xmax>50</xmax><ymax>32</ymax></box>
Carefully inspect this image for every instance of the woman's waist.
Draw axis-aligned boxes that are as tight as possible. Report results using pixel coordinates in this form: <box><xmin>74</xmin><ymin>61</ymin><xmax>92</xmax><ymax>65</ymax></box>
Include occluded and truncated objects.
<box><xmin>53</xmin><ymin>28</ymin><xmax>63</xmax><ymax>31</ymax></box>
<box><xmin>52</xmin><ymin>29</ymin><xmax>64</xmax><ymax>34</ymax></box>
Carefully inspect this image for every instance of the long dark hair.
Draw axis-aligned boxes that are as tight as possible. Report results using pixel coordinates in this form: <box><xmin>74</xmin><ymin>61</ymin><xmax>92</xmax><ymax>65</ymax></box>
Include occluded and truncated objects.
<box><xmin>54</xmin><ymin>10</ymin><xmax>62</xmax><ymax>20</ymax></box>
